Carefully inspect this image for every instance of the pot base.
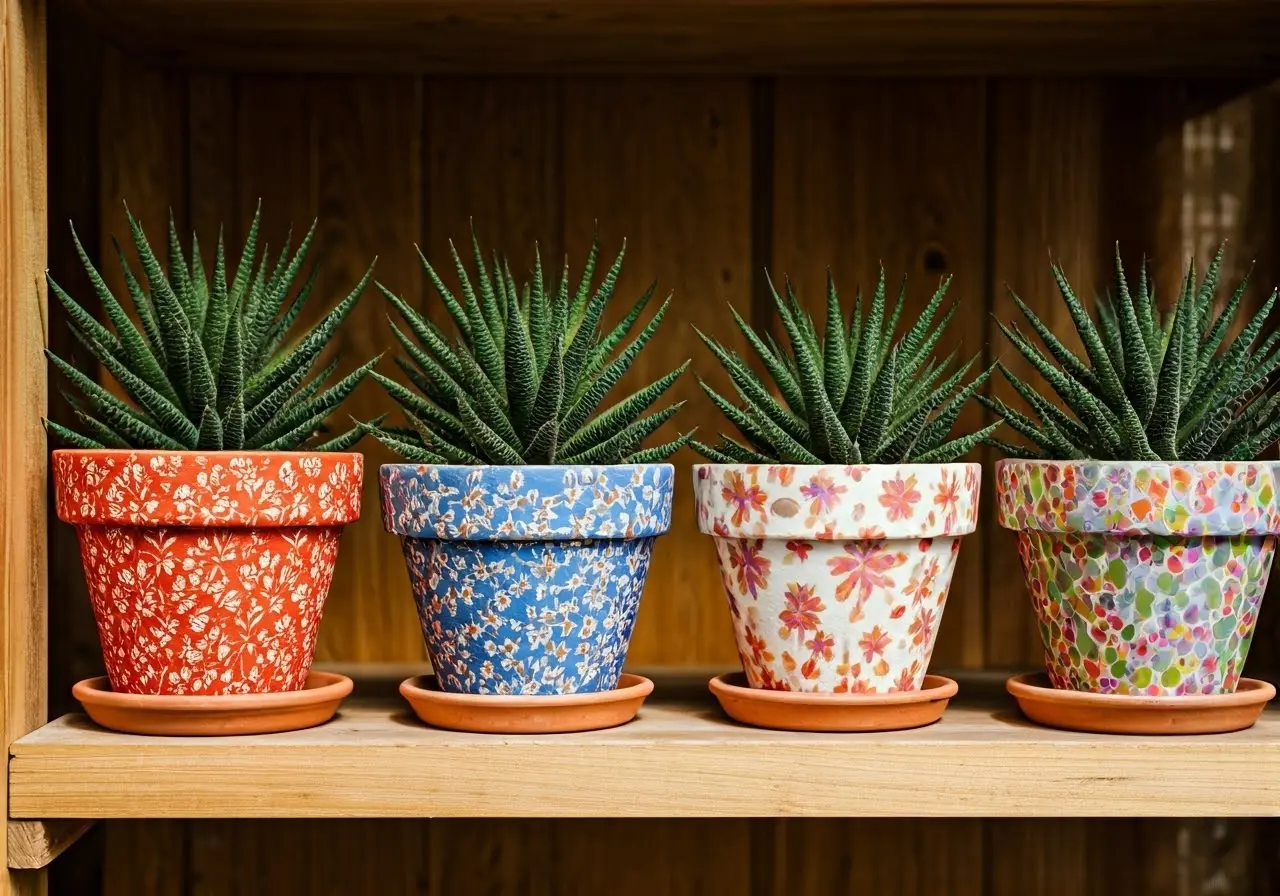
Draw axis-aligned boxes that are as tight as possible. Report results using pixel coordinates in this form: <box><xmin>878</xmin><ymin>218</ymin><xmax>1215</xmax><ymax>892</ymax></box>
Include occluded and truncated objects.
<box><xmin>399</xmin><ymin>674</ymin><xmax>654</xmax><ymax>734</ymax></box>
<box><xmin>72</xmin><ymin>671</ymin><xmax>353</xmax><ymax>736</ymax></box>
<box><xmin>708</xmin><ymin>672</ymin><xmax>958</xmax><ymax>732</ymax></box>
<box><xmin>1007</xmin><ymin>672</ymin><xmax>1276</xmax><ymax>735</ymax></box>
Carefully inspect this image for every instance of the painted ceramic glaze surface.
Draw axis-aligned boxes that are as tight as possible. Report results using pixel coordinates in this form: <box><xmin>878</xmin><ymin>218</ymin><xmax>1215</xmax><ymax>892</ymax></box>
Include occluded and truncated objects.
<box><xmin>694</xmin><ymin>464</ymin><xmax>980</xmax><ymax>693</ymax></box>
<box><xmin>380</xmin><ymin>464</ymin><xmax>673</xmax><ymax>696</ymax></box>
<box><xmin>997</xmin><ymin>460</ymin><xmax>1280</xmax><ymax>696</ymax></box>
<box><xmin>53</xmin><ymin>451</ymin><xmax>363</xmax><ymax>696</ymax></box>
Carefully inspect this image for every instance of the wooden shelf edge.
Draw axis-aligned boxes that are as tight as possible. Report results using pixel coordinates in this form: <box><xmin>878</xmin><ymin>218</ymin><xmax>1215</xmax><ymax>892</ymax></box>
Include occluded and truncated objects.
<box><xmin>6</xmin><ymin>821</ymin><xmax>94</xmax><ymax>870</ymax></box>
<box><xmin>67</xmin><ymin>0</ymin><xmax>1280</xmax><ymax>76</ymax></box>
<box><xmin>9</xmin><ymin>676</ymin><xmax>1280</xmax><ymax>820</ymax></box>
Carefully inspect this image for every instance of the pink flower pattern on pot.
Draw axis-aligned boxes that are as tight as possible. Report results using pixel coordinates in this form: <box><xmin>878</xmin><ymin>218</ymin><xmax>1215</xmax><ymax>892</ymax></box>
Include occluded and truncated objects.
<box><xmin>694</xmin><ymin>464</ymin><xmax>980</xmax><ymax>693</ymax></box>
<box><xmin>54</xmin><ymin>450</ymin><xmax>363</xmax><ymax>696</ymax></box>
<box><xmin>996</xmin><ymin>460</ymin><xmax>1280</xmax><ymax>696</ymax></box>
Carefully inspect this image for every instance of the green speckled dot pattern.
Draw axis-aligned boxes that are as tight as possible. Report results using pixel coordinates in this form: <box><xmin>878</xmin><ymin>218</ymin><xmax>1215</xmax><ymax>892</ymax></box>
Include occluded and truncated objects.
<box><xmin>1017</xmin><ymin>530</ymin><xmax>1273</xmax><ymax>695</ymax></box>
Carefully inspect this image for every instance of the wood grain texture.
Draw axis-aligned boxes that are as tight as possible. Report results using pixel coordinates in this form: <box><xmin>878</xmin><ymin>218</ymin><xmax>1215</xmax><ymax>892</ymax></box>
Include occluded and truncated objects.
<box><xmin>43</xmin><ymin>0</ymin><xmax>103</xmax><ymax>715</ymax></box>
<box><xmin>563</xmin><ymin>78</ymin><xmax>753</xmax><ymax>667</ymax></box>
<box><xmin>309</xmin><ymin>76</ymin><xmax>424</xmax><ymax>664</ymax></box>
<box><xmin>988</xmin><ymin>819</ymin><xmax>1262</xmax><ymax>896</ymax></box>
<box><xmin>766</xmin><ymin>819</ymin><xmax>982</xmax><ymax>894</ymax></box>
<box><xmin>12</xmin><ymin>689</ymin><xmax>1280</xmax><ymax>819</ymax></box>
<box><xmin>102</xmin><ymin>822</ymin><xmax>182</xmax><ymax>896</ymax></box>
<box><xmin>6</xmin><ymin>821</ymin><xmax>93</xmax><ymax>870</ymax></box>
<box><xmin>771</xmin><ymin>79</ymin><xmax>990</xmax><ymax>669</ymax></box>
<box><xmin>986</xmin><ymin>79</ymin><xmax>1104</xmax><ymax>668</ymax></box>
<box><xmin>67</xmin><ymin>0</ymin><xmax>1280</xmax><ymax>77</ymax></box>
<box><xmin>1</xmin><ymin>0</ymin><xmax>48</xmax><ymax>892</ymax></box>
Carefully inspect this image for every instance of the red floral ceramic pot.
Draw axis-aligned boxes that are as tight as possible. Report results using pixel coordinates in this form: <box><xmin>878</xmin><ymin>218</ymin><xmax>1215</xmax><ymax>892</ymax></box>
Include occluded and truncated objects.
<box><xmin>53</xmin><ymin>450</ymin><xmax>363</xmax><ymax>695</ymax></box>
<box><xmin>694</xmin><ymin>463</ymin><xmax>981</xmax><ymax>693</ymax></box>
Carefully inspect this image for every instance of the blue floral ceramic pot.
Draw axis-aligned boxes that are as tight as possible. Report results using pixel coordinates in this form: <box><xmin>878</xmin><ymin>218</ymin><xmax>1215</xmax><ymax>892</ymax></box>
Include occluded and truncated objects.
<box><xmin>379</xmin><ymin>463</ymin><xmax>674</xmax><ymax>695</ymax></box>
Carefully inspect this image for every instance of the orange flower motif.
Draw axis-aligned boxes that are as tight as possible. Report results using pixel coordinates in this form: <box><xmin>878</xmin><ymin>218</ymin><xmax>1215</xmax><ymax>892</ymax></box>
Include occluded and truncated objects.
<box><xmin>729</xmin><ymin>539</ymin><xmax>772</xmax><ymax>598</ymax></box>
<box><xmin>893</xmin><ymin>661</ymin><xmax>921</xmax><ymax>692</ymax></box>
<box><xmin>933</xmin><ymin>471</ymin><xmax>960</xmax><ymax>525</ymax></box>
<box><xmin>785</xmin><ymin>540</ymin><xmax>812</xmax><ymax>561</ymax></box>
<box><xmin>769</xmin><ymin>466</ymin><xmax>797</xmax><ymax>486</ymax></box>
<box><xmin>828</xmin><ymin>541</ymin><xmax>904</xmax><ymax>603</ymax></box>
<box><xmin>721</xmin><ymin>470</ymin><xmax>766</xmax><ymax>526</ymax></box>
<box><xmin>778</xmin><ymin>583</ymin><xmax>825</xmax><ymax>638</ymax></box>
<box><xmin>805</xmin><ymin>630</ymin><xmax>835</xmax><ymax>661</ymax></box>
<box><xmin>909</xmin><ymin>607</ymin><xmax>937</xmax><ymax>646</ymax></box>
<box><xmin>859</xmin><ymin>624</ymin><xmax>891</xmax><ymax>662</ymax></box>
<box><xmin>879</xmin><ymin>473</ymin><xmax>921</xmax><ymax>522</ymax></box>
<box><xmin>801</xmin><ymin>472</ymin><xmax>848</xmax><ymax>515</ymax></box>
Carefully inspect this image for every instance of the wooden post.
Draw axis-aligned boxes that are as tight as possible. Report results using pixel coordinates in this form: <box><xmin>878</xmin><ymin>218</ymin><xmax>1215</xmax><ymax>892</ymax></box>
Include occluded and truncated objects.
<box><xmin>0</xmin><ymin>0</ymin><xmax>48</xmax><ymax>892</ymax></box>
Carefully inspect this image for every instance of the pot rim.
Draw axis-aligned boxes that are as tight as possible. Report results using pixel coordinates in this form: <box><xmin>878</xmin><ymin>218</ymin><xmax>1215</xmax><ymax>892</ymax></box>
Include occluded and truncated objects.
<box><xmin>379</xmin><ymin>461</ymin><xmax>674</xmax><ymax>472</ymax></box>
<box><xmin>53</xmin><ymin>448</ymin><xmax>364</xmax><ymax>528</ymax></box>
<box><xmin>693</xmin><ymin>461</ymin><xmax>981</xmax><ymax>540</ymax></box>
<box><xmin>692</xmin><ymin>461</ymin><xmax>980</xmax><ymax>473</ymax></box>
<box><xmin>379</xmin><ymin>461</ymin><xmax>675</xmax><ymax>541</ymax></box>
<box><xmin>996</xmin><ymin>457</ymin><xmax>1280</xmax><ymax>471</ymax></box>
<box><xmin>995</xmin><ymin>457</ymin><xmax>1280</xmax><ymax>535</ymax></box>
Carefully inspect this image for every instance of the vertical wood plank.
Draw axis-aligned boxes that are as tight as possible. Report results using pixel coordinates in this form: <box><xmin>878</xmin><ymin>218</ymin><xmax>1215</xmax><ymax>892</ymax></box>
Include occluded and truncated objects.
<box><xmin>989</xmin><ymin>819</ymin><xmax>1260</xmax><ymax>896</ymax></box>
<box><xmin>43</xmin><ymin>0</ymin><xmax>103</xmax><ymax>718</ymax></box>
<box><xmin>763</xmin><ymin>820</ymin><xmax>982</xmax><ymax>896</ymax></box>
<box><xmin>424</xmin><ymin>78</ymin><xmax>564</xmax><ymax>275</ymax></box>
<box><xmin>186</xmin><ymin>73</ymin><xmax>236</xmax><ymax>243</ymax></box>
<box><xmin>43</xmin><ymin>9</ymin><xmax>106</xmax><ymax>894</ymax></box>
<box><xmin>102</xmin><ymin>822</ymin><xmax>183</xmax><ymax>896</ymax></box>
<box><xmin>562</xmin><ymin>78</ymin><xmax>754</xmax><ymax>667</ymax></box>
<box><xmin>87</xmin><ymin>48</ymin><xmax>192</xmax><ymax>896</ymax></box>
<box><xmin>986</xmin><ymin>79</ymin><xmax>1104</xmax><ymax>669</ymax></box>
<box><xmin>1</xmin><ymin>0</ymin><xmax>48</xmax><ymax>892</ymax></box>
<box><xmin>310</xmin><ymin>75</ymin><xmax>424</xmax><ymax>664</ymax></box>
<box><xmin>98</xmin><ymin>48</ymin><xmax>188</xmax><ymax>278</ymax></box>
<box><xmin>426</xmin><ymin>820</ymin><xmax>553</xmax><ymax>896</ymax></box>
<box><xmin>771</xmin><ymin>79</ymin><xmax>990</xmax><ymax>670</ymax></box>
<box><xmin>550</xmin><ymin>820</ymin><xmax>752</xmax><ymax>896</ymax></box>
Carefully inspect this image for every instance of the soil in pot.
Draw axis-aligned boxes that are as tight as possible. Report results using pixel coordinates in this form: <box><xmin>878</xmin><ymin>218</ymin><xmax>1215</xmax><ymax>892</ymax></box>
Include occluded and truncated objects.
<box><xmin>694</xmin><ymin>463</ymin><xmax>981</xmax><ymax>694</ymax></box>
<box><xmin>380</xmin><ymin>463</ymin><xmax>674</xmax><ymax>696</ymax></box>
<box><xmin>54</xmin><ymin>450</ymin><xmax>363</xmax><ymax>696</ymax></box>
<box><xmin>997</xmin><ymin>460</ymin><xmax>1280</xmax><ymax>696</ymax></box>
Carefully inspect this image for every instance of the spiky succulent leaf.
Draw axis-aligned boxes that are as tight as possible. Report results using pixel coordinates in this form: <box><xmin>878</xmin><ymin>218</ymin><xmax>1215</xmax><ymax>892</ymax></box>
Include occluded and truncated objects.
<box><xmin>46</xmin><ymin>206</ymin><xmax>373</xmax><ymax>451</ymax></box>
<box><xmin>371</xmin><ymin>232</ymin><xmax>689</xmax><ymax>465</ymax></box>
<box><xmin>990</xmin><ymin>241</ymin><xmax>1280</xmax><ymax>461</ymax></box>
<box><xmin>696</xmin><ymin>269</ymin><xmax>989</xmax><ymax>464</ymax></box>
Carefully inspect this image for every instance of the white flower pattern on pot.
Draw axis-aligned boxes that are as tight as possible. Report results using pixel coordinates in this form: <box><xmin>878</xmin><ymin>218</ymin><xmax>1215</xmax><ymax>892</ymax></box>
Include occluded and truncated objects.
<box><xmin>54</xmin><ymin>450</ymin><xmax>363</xmax><ymax>696</ymax></box>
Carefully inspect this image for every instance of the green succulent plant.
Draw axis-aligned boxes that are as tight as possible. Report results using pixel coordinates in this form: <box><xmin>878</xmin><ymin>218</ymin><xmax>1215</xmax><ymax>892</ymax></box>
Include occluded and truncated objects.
<box><xmin>985</xmin><ymin>243</ymin><xmax>1280</xmax><ymax>461</ymax></box>
<box><xmin>693</xmin><ymin>269</ymin><xmax>996</xmax><ymax>464</ymax></box>
<box><xmin>366</xmin><ymin>230</ymin><xmax>692</xmax><ymax>465</ymax></box>
<box><xmin>45</xmin><ymin>204</ymin><xmax>378</xmax><ymax>452</ymax></box>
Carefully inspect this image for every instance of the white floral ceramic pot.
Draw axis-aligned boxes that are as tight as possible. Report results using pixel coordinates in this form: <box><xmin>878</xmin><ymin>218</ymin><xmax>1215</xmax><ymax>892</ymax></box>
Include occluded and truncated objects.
<box><xmin>694</xmin><ymin>463</ymin><xmax>981</xmax><ymax>693</ymax></box>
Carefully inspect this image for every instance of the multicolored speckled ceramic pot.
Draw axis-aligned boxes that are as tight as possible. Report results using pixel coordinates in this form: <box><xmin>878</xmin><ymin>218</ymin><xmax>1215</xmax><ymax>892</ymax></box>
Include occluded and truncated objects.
<box><xmin>996</xmin><ymin>459</ymin><xmax>1280</xmax><ymax>696</ymax></box>
<box><xmin>694</xmin><ymin>463</ymin><xmax>981</xmax><ymax>693</ymax></box>
<box><xmin>53</xmin><ymin>450</ymin><xmax>363</xmax><ymax>696</ymax></box>
<box><xmin>380</xmin><ymin>464</ymin><xmax>673</xmax><ymax>696</ymax></box>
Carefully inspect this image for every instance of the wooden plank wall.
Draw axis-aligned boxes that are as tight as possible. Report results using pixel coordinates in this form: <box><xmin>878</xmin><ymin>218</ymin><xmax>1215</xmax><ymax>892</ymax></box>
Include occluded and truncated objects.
<box><xmin>43</xmin><ymin>14</ymin><xmax>1280</xmax><ymax>896</ymax></box>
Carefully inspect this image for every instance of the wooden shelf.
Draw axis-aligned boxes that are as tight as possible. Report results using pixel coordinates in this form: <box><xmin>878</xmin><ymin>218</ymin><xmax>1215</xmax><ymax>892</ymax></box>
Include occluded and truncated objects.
<box><xmin>9</xmin><ymin>675</ymin><xmax>1280</xmax><ymax>820</ymax></box>
<box><xmin>71</xmin><ymin>0</ymin><xmax>1280</xmax><ymax>75</ymax></box>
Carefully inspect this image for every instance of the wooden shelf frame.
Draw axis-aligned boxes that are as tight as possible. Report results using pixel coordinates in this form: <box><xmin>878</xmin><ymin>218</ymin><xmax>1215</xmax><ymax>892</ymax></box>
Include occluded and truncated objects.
<box><xmin>9</xmin><ymin>676</ymin><xmax>1280</xmax><ymax>821</ymax></box>
<box><xmin>1</xmin><ymin>0</ymin><xmax>48</xmax><ymax>892</ymax></box>
<box><xmin>69</xmin><ymin>0</ymin><xmax>1280</xmax><ymax>76</ymax></box>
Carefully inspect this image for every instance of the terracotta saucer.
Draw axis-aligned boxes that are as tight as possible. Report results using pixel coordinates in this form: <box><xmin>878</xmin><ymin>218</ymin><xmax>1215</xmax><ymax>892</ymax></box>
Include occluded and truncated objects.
<box><xmin>72</xmin><ymin>671</ymin><xmax>353</xmax><ymax>736</ymax></box>
<box><xmin>1006</xmin><ymin>672</ymin><xmax>1276</xmax><ymax>735</ymax></box>
<box><xmin>399</xmin><ymin>674</ymin><xmax>654</xmax><ymax>734</ymax></box>
<box><xmin>708</xmin><ymin>672</ymin><xmax>959</xmax><ymax>732</ymax></box>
